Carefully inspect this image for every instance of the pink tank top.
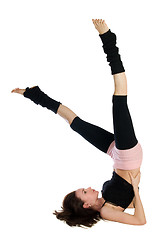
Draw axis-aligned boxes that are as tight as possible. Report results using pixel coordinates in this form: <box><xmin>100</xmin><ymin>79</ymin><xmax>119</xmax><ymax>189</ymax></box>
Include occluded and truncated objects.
<box><xmin>107</xmin><ymin>141</ymin><xmax>143</xmax><ymax>170</ymax></box>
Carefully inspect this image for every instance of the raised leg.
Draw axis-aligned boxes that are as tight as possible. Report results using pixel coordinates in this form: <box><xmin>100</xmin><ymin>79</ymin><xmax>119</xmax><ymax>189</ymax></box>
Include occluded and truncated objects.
<box><xmin>23</xmin><ymin>86</ymin><xmax>77</xmax><ymax>125</ymax></box>
<box><xmin>57</xmin><ymin>104</ymin><xmax>77</xmax><ymax>125</ymax></box>
<box><xmin>112</xmin><ymin>95</ymin><xmax>138</xmax><ymax>149</ymax></box>
<box><xmin>92</xmin><ymin>19</ymin><xmax>127</xmax><ymax>95</ymax></box>
<box><xmin>92</xmin><ymin>19</ymin><xmax>137</xmax><ymax>150</ymax></box>
<box><xmin>57</xmin><ymin>104</ymin><xmax>114</xmax><ymax>153</ymax></box>
<box><xmin>70</xmin><ymin>116</ymin><xmax>114</xmax><ymax>153</ymax></box>
<box><xmin>59</xmin><ymin>20</ymin><xmax>127</xmax><ymax>125</ymax></box>
<box><xmin>113</xmin><ymin>72</ymin><xmax>127</xmax><ymax>95</ymax></box>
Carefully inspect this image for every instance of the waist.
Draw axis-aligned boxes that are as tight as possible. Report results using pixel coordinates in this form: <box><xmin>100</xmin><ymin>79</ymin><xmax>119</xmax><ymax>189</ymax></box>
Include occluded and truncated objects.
<box><xmin>107</xmin><ymin>141</ymin><xmax>143</xmax><ymax>170</ymax></box>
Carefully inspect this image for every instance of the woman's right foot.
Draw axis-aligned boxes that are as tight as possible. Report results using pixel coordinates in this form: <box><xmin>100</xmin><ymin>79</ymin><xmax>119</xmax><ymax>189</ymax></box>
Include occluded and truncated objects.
<box><xmin>11</xmin><ymin>86</ymin><xmax>37</xmax><ymax>95</ymax></box>
<box><xmin>92</xmin><ymin>19</ymin><xmax>110</xmax><ymax>35</ymax></box>
<box><xmin>11</xmin><ymin>88</ymin><xmax>26</xmax><ymax>95</ymax></box>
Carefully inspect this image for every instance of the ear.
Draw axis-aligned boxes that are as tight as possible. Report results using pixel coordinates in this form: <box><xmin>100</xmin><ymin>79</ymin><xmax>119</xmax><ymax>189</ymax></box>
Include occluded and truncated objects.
<box><xmin>83</xmin><ymin>203</ymin><xmax>91</xmax><ymax>209</ymax></box>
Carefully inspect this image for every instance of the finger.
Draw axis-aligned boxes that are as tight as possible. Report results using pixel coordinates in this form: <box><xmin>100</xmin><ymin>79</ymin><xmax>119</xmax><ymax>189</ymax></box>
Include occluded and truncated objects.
<box><xmin>128</xmin><ymin>172</ymin><xmax>133</xmax><ymax>179</ymax></box>
<box><xmin>137</xmin><ymin>172</ymin><xmax>141</xmax><ymax>177</ymax></box>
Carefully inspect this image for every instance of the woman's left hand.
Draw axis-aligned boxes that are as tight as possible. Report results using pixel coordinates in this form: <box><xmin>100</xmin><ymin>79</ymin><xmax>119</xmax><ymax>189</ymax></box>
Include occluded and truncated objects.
<box><xmin>129</xmin><ymin>172</ymin><xmax>141</xmax><ymax>189</ymax></box>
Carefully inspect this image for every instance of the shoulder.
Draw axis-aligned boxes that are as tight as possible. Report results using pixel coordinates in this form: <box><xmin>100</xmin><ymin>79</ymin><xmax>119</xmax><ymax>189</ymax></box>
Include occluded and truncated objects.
<box><xmin>100</xmin><ymin>204</ymin><xmax>119</xmax><ymax>218</ymax></box>
<box><xmin>100</xmin><ymin>204</ymin><xmax>118</xmax><ymax>219</ymax></box>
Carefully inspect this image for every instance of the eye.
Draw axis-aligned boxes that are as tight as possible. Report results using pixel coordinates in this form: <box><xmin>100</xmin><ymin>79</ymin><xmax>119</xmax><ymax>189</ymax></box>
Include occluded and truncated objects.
<box><xmin>83</xmin><ymin>189</ymin><xmax>87</xmax><ymax>194</ymax></box>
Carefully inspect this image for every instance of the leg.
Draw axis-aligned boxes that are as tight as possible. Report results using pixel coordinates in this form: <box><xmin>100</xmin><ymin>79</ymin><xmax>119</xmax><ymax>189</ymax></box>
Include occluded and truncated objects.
<box><xmin>23</xmin><ymin>86</ymin><xmax>114</xmax><ymax>153</ymax></box>
<box><xmin>93</xmin><ymin>19</ymin><xmax>125</xmax><ymax>76</ymax></box>
<box><xmin>113</xmin><ymin>72</ymin><xmax>127</xmax><ymax>95</ymax></box>
<box><xmin>57</xmin><ymin>104</ymin><xmax>114</xmax><ymax>154</ymax></box>
<box><xmin>112</xmin><ymin>95</ymin><xmax>138</xmax><ymax>149</ymax></box>
<box><xmin>92</xmin><ymin>19</ymin><xmax>127</xmax><ymax>95</ymax></box>
<box><xmin>93</xmin><ymin>19</ymin><xmax>137</xmax><ymax>149</ymax></box>
<box><xmin>57</xmin><ymin>104</ymin><xmax>114</xmax><ymax>153</ymax></box>
<box><xmin>109</xmin><ymin>32</ymin><xmax>137</xmax><ymax>149</ymax></box>
<box><xmin>70</xmin><ymin>116</ymin><xmax>114</xmax><ymax>154</ymax></box>
<box><xmin>57</xmin><ymin>104</ymin><xmax>77</xmax><ymax>125</ymax></box>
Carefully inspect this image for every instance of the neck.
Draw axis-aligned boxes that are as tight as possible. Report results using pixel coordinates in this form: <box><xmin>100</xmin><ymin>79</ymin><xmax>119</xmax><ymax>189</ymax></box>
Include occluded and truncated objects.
<box><xmin>92</xmin><ymin>197</ymin><xmax>105</xmax><ymax>212</ymax></box>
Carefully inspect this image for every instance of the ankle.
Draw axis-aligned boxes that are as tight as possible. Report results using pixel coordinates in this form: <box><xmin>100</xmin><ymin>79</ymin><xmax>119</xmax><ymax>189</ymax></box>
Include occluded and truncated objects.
<box><xmin>99</xmin><ymin>28</ymin><xmax>110</xmax><ymax>36</ymax></box>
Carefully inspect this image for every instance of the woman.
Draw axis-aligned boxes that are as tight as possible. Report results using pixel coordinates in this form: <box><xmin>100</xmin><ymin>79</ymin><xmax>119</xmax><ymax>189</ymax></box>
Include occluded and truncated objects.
<box><xmin>11</xmin><ymin>19</ymin><xmax>146</xmax><ymax>227</ymax></box>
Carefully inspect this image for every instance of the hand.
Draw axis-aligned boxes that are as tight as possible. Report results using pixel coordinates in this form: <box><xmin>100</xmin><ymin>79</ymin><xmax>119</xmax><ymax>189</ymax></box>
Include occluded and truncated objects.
<box><xmin>129</xmin><ymin>172</ymin><xmax>141</xmax><ymax>189</ymax></box>
<box><xmin>11</xmin><ymin>86</ymin><xmax>37</xmax><ymax>95</ymax></box>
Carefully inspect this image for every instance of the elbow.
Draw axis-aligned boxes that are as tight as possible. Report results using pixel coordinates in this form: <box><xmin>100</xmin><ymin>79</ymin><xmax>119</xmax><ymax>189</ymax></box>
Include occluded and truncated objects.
<box><xmin>134</xmin><ymin>216</ymin><xmax>147</xmax><ymax>225</ymax></box>
<box><xmin>134</xmin><ymin>214</ymin><xmax>147</xmax><ymax>225</ymax></box>
<box><xmin>142</xmin><ymin>220</ymin><xmax>147</xmax><ymax>225</ymax></box>
<box><xmin>139</xmin><ymin>219</ymin><xmax>147</xmax><ymax>225</ymax></box>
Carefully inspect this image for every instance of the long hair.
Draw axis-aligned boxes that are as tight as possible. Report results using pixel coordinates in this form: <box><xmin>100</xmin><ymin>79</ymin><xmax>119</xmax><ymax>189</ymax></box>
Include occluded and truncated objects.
<box><xmin>53</xmin><ymin>191</ymin><xmax>102</xmax><ymax>228</ymax></box>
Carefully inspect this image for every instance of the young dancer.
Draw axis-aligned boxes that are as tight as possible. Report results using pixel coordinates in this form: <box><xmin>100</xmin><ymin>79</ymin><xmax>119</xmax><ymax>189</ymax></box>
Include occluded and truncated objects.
<box><xmin>11</xmin><ymin>19</ymin><xmax>146</xmax><ymax>227</ymax></box>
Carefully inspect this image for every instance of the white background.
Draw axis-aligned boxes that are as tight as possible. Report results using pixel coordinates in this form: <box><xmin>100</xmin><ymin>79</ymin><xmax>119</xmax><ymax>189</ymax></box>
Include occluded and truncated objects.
<box><xmin>0</xmin><ymin>0</ymin><xmax>161</xmax><ymax>239</ymax></box>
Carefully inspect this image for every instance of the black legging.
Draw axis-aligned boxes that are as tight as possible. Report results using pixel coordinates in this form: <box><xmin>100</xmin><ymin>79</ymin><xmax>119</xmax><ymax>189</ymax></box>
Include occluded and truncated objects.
<box><xmin>23</xmin><ymin>29</ymin><xmax>138</xmax><ymax>152</ymax></box>
<box><xmin>70</xmin><ymin>95</ymin><xmax>138</xmax><ymax>152</ymax></box>
<box><xmin>70</xmin><ymin>29</ymin><xmax>138</xmax><ymax>152</ymax></box>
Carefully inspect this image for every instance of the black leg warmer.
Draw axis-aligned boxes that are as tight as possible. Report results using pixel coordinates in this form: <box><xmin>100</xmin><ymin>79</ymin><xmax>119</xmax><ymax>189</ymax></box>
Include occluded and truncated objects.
<box><xmin>23</xmin><ymin>86</ymin><xmax>62</xmax><ymax>114</ymax></box>
<box><xmin>99</xmin><ymin>29</ymin><xmax>125</xmax><ymax>75</ymax></box>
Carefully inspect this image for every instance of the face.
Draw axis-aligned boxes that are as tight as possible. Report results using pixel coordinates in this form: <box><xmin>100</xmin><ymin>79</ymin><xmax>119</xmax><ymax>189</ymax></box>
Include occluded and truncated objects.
<box><xmin>75</xmin><ymin>187</ymin><xmax>99</xmax><ymax>209</ymax></box>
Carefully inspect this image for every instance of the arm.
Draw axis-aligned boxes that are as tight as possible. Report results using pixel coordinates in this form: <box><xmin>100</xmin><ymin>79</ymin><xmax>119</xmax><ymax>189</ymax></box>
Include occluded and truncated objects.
<box><xmin>127</xmin><ymin>201</ymin><xmax>134</xmax><ymax>209</ymax></box>
<box><xmin>133</xmin><ymin>187</ymin><xmax>146</xmax><ymax>224</ymax></box>
<box><xmin>100</xmin><ymin>172</ymin><xmax>146</xmax><ymax>225</ymax></box>
<box><xmin>100</xmin><ymin>206</ymin><xmax>146</xmax><ymax>226</ymax></box>
<box><xmin>100</xmin><ymin>191</ymin><xmax>146</xmax><ymax>225</ymax></box>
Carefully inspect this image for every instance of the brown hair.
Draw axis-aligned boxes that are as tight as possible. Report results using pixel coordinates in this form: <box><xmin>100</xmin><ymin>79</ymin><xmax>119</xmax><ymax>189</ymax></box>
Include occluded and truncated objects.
<box><xmin>53</xmin><ymin>191</ymin><xmax>102</xmax><ymax>228</ymax></box>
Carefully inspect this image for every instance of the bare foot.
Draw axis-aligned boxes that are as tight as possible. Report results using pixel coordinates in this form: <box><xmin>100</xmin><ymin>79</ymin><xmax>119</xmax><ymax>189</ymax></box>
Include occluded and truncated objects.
<box><xmin>11</xmin><ymin>86</ymin><xmax>37</xmax><ymax>95</ymax></box>
<box><xmin>92</xmin><ymin>19</ymin><xmax>110</xmax><ymax>35</ymax></box>
<box><xmin>11</xmin><ymin>88</ymin><xmax>26</xmax><ymax>95</ymax></box>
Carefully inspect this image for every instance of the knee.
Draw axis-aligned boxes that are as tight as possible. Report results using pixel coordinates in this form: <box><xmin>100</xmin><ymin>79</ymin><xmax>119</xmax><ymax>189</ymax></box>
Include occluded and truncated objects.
<box><xmin>69</xmin><ymin>115</ymin><xmax>78</xmax><ymax>126</ymax></box>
